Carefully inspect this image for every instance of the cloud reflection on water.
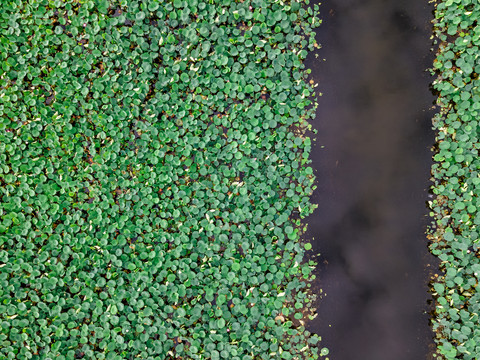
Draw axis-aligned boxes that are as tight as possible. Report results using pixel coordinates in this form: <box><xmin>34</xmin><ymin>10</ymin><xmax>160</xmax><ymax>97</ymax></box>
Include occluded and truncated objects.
<box><xmin>304</xmin><ymin>1</ymin><xmax>440</xmax><ymax>359</ymax></box>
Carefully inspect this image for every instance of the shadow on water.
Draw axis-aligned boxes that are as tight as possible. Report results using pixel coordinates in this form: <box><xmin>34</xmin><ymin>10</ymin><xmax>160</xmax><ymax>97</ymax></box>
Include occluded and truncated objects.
<box><xmin>304</xmin><ymin>0</ymin><xmax>441</xmax><ymax>359</ymax></box>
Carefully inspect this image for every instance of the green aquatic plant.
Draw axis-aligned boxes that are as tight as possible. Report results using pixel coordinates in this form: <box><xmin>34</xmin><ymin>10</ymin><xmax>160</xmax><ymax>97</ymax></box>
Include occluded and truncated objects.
<box><xmin>0</xmin><ymin>0</ymin><xmax>327</xmax><ymax>359</ymax></box>
<box><xmin>429</xmin><ymin>0</ymin><xmax>480</xmax><ymax>359</ymax></box>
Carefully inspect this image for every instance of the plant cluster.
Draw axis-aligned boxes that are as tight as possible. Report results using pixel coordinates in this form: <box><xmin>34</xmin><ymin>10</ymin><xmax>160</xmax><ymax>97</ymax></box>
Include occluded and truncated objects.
<box><xmin>428</xmin><ymin>0</ymin><xmax>480</xmax><ymax>358</ymax></box>
<box><xmin>0</xmin><ymin>0</ymin><xmax>327</xmax><ymax>359</ymax></box>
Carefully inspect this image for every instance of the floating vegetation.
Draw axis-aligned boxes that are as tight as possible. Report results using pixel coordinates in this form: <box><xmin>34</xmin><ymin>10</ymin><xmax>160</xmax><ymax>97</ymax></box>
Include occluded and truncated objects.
<box><xmin>0</xmin><ymin>0</ymin><xmax>326</xmax><ymax>359</ymax></box>
<box><xmin>428</xmin><ymin>0</ymin><xmax>480</xmax><ymax>358</ymax></box>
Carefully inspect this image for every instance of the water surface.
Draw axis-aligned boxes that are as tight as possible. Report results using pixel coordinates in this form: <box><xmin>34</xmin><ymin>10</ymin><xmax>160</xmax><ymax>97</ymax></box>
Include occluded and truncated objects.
<box><xmin>305</xmin><ymin>1</ymin><xmax>440</xmax><ymax>359</ymax></box>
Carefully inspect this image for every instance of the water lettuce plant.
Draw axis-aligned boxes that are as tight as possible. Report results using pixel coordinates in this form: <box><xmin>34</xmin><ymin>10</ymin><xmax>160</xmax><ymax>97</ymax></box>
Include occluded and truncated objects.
<box><xmin>428</xmin><ymin>0</ymin><xmax>480</xmax><ymax>358</ymax></box>
<box><xmin>0</xmin><ymin>0</ymin><xmax>327</xmax><ymax>359</ymax></box>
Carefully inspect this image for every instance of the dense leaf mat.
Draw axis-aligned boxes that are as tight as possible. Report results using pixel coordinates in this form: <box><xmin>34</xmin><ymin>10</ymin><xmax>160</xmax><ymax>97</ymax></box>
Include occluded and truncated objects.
<box><xmin>0</xmin><ymin>0</ymin><xmax>327</xmax><ymax>359</ymax></box>
<box><xmin>429</xmin><ymin>0</ymin><xmax>480</xmax><ymax>359</ymax></box>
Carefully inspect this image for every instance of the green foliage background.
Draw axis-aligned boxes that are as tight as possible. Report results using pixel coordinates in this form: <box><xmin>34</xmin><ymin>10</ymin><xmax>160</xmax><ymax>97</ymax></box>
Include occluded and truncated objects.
<box><xmin>429</xmin><ymin>0</ymin><xmax>480</xmax><ymax>358</ymax></box>
<box><xmin>0</xmin><ymin>0</ymin><xmax>327</xmax><ymax>359</ymax></box>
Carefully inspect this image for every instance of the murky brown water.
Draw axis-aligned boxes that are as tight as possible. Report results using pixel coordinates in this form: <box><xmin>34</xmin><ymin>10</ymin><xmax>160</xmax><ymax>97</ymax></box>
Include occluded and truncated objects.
<box><xmin>304</xmin><ymin>1</ymin><xmax>440</xmax><ymax>359</ymax></box>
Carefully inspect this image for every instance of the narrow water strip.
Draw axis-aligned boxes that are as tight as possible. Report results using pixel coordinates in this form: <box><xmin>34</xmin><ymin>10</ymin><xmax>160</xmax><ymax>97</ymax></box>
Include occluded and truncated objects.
<box><xmin>305</xmin><ymin>1</ymin><xmax>440</xmax><ymax>359</ymax></box>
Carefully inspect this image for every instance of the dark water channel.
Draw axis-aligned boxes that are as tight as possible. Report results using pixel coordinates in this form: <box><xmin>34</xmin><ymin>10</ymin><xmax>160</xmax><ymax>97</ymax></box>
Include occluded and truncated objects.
<box><xmin>304</xmin><ymin>1</ymin><xmax>440</xmax><ymax>359</ymax></box>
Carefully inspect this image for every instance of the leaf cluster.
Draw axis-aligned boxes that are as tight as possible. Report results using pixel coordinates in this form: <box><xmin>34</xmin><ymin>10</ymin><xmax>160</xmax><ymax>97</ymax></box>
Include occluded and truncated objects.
<box><xmin>0</xmin><ymin>0</ymin><xmax>326</xmax><ymax>359</ymax></box>
<box><xmin>428</xmin><ymin>0</ymin><xmax>480</xmax><ymax>359</ymax></box>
